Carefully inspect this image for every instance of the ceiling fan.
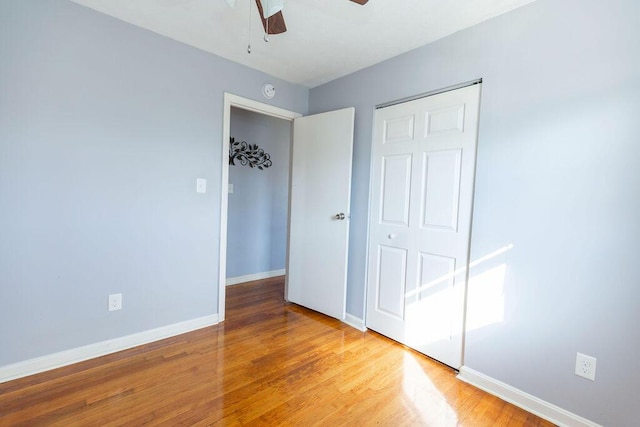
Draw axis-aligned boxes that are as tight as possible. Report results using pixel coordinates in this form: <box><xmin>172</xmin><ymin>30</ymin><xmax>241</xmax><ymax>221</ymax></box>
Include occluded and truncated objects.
<box><xmin>225</xmin><ymin>0</ymin><xmax>369</xmax><ymax>35</ymax></box>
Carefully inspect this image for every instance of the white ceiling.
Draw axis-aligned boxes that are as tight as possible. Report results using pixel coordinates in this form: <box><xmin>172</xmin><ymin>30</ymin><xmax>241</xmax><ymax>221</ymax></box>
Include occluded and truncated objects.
<box><xmin>70</xmin><ymin>0</ymin><xmax>537</xmax><ymax>88</ymax></box>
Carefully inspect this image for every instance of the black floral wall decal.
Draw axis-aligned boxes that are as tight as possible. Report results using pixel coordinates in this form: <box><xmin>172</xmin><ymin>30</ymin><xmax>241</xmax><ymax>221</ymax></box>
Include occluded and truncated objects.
<box><xmin>229</xmin><ymin>137</ymin><xmax>272</xmax><ymax>170</ymax></box>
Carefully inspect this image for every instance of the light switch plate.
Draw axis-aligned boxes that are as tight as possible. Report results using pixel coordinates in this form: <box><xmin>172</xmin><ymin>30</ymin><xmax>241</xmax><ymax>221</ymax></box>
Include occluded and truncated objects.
<box><xmin>196</xmin><ymin>178</ymin><xmax>206</xmax><ymax>193</ymax></box>
<box><xmin>228</xmin><ymin>184</ymin><xmax>234</xmax><ymax>194</ymax></box>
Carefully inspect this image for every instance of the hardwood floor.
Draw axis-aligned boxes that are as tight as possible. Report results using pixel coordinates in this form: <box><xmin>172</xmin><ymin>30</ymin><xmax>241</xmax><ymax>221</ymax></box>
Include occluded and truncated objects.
<box><xmin>0</xmin><ymin>277</ymin><xmax>554</xmax><ymax>426</ymax></box>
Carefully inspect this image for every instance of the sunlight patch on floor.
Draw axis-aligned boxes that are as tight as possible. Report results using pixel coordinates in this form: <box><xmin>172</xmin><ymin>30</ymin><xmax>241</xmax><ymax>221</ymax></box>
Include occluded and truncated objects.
<box><xmin>402</xmin><ymin>353</ymin><xmax>458</xmax><ymax>426</ymax></box>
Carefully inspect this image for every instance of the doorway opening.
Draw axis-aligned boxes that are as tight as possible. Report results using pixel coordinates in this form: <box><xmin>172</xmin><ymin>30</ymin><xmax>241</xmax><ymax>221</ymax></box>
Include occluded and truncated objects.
<box><xmin>218</xmin><ymin>94</ymin><xmax>301</xmax><ymax>321</ymax></box>
<box><xmin>225</xmin><ymin>107</ymin><xmax>291</xmax><ymax>288</ymax></box>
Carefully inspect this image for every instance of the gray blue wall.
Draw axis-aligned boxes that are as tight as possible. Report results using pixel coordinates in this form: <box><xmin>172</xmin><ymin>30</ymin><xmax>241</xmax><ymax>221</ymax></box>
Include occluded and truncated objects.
<box><xmin>309</xmin><ymin>0</ymin><xmax>639</xmax><ymax>425</ymax></box>
<box><xmin>227</xmin><ymin>108</ymin><xmax>291</xmax><ymax>278</ymax></box>
<box><xmin>2</xmin><ymin>0</ymin><xmax>638</xmax><ymax>424</ymax></box>
<box><xmin>0</xmin><ymin>0</ymin><xmax>307</xmax><ymax>366</ymax></box>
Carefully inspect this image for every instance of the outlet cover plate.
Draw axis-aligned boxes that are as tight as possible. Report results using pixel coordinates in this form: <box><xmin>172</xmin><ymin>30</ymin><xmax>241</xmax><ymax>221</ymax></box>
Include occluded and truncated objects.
<box><xmin>575</xmin><ymin>352</ymin><xmax>596</xmax><ymax>381</ymax></box>
<box><xmin>108</xmin><ymin>293</ymin><xmax>122</xmax><ymax>311</ymax></box>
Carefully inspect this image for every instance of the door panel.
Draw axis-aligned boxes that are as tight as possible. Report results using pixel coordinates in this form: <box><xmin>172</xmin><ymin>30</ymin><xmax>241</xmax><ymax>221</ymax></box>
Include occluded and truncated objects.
<box><xmin>380</xmin><ymin>154</ymin><xmax>412</xmax><ymax>226</ymax></box>
<box><xmin>286</xmin><ymin>107</ymin><xmax>355</xmax><ymax>320</ymax></box>
<box><xmin>417</xmin><ymin>253</ymin><xmax>456</xmax><ymax>302</ymax></box>
<box><xmin>425</xmin><ymin>104</ymin><xmax>465</xmax><ymax>137</ymax></box>
<box><xmin>376</xmin><ymin>245</ymin><xmax>408</xmax><ymax>319</ymax></box>
<box><xmin>366</xmin><ymin>84</ymin><xmax>481</xmax><ymax>368</ymax></box>
<box><xmin>422</xmin><ymin>149</ymin><xmax>462</xmax><ymax>231</ymax></box>
<box><xmin>384</xmin><ymin>115</ymin><xmax>415</xmax><ymax>143</ymax></box>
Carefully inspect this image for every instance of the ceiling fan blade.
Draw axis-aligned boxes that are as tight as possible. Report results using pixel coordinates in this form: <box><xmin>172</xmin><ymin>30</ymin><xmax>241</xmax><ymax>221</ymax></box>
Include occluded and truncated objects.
<box><xmin>255</xmin><ymin>0</ymin><xmax>287</xmax><ymax>34</ymax></box>
<box><xmin>349</xmin><ymin>0</ymin><xmax>369</xmax><ymax>4</ymax></box>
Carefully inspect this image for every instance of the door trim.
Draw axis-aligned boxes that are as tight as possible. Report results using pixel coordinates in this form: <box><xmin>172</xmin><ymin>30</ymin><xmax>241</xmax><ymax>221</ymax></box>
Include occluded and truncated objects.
<box><xmin>219</xmin><ymin>93</ymin><xmax>301</xmax><ymax>321</ymax></box>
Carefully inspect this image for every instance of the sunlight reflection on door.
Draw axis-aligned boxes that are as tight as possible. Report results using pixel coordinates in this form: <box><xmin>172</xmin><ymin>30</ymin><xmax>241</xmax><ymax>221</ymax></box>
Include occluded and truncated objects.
<box><xmin>405</xmin><ymin>282</ymin><xmax>455</xmax><ymax>347</ymax></box>
<box><xmin>402</xmin><ymin>243</ymin><xmax>513</xmax><ymax>348</ymax></box>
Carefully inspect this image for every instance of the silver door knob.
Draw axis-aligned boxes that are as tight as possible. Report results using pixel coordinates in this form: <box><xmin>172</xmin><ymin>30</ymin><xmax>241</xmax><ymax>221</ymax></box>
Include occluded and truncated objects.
<box><xmin>335</xmin><ymin>213</ymin><xmax>346</xmax><ymax>220</ymax></box>
<box><xmin>388</xmin><ymin>233</ymin><xmax>397</xmax><ymax>239</ymax></box>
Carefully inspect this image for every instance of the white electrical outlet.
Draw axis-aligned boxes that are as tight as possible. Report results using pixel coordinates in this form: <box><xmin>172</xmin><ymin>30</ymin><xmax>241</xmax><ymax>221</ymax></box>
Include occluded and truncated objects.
<box><xmin>108</xmin><ymin>293</ymin><xmax>122</xmax><ymax>311</ymax></box>
<box><xmin>575</xmin><ymin>352</ymin><xmax>597</xmax><ymax>381</ymax></box>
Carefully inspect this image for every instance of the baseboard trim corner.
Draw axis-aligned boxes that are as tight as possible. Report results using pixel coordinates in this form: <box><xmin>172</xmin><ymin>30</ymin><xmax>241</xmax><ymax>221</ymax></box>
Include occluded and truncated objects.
<box><xmin>0</xmin><ymin>314</ymin><xmax>219</xmax><ymax>384</ymax></box>
<box><xmin>457</xmin><ymin>366</ymin><xmax>601</xmax><ymax>427</ymax></box>
<box><xmin>343</xmin><ymin>313</ymin><xmax>366</xmax><ymax>332</ymax></box>
<box><xmin>226</xmin><ymin>269</ymin><xmax>286</xmax><ymax>286</ymax></box>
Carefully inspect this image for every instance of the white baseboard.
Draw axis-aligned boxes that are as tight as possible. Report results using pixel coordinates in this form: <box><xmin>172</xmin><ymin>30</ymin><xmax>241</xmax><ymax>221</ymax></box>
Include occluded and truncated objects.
<box><xmin>343</xmin><ymin>313</ymin><xmax>366</xmax><ymax>331</ymax></box>
<box><xmin>457</xmin><ymin>366</ymin><xmax>601</xmax><ymax>427</ymax></box>
<box><xmin>226</xmin><ymin>269</ymin><xmax>285</xmax><ymax>286</ymax></box>
<box><xmin>0</xmin><ymin>314</ymin><xmax>218</xmax><ymax>384</ymax></box>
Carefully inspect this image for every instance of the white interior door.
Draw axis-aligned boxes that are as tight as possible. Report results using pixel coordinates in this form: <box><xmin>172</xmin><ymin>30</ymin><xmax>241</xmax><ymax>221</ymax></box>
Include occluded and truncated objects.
<box><xmin>286</xmin><ymin>108</ymin><xmax>355</xmax><ymax>320</ymax></box>
<box><xmin>366</xmin><ymin>84</ymin><xmax>481</xmax><ymax>368</ymax></box>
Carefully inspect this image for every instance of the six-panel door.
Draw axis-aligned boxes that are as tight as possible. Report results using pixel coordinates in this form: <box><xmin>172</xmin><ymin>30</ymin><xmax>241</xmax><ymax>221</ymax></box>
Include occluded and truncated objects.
<box><xmin>366</xmin><ymin>84</ymin><xmax>481</xmax><ymax>368</ymax></box>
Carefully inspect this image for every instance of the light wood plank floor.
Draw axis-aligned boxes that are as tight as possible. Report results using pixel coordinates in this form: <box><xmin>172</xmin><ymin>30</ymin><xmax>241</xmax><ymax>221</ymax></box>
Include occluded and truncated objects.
<box><xmin>0</xmin><ymin>277</ymin><xmax>555</xmax><ymax>426</ymax></box>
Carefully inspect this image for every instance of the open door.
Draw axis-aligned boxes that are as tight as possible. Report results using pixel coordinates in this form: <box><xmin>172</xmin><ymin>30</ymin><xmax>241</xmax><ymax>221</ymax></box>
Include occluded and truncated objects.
<box><xmin>219</xmin><ymin>94</ymin><xmax>354</xmax><ymax>322</ymax></box>
<box><xmin>286</xmin><ymin>108</ymin><xmax>355</xmax><ymax>320</ymax></box>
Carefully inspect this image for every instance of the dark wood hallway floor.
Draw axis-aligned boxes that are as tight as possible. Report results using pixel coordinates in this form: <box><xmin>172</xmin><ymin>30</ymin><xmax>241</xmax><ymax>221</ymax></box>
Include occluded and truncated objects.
<box><xmin>0</xmin><ymin>276</ymin><xmax>555</xmax><ymax>426</ymax></box>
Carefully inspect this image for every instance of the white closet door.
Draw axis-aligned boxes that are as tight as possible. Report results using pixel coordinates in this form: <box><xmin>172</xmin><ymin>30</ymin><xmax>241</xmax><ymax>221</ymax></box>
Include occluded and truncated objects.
<box><xmin>366</xmin><ymin>84</ymin><xmax>481</xmax><ymax>368</ymax></box>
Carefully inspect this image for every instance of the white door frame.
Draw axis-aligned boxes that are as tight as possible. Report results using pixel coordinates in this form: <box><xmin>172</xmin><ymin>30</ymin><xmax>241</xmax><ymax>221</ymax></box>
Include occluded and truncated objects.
<box><xmin>218</xmin><ymin>93</ymin><xmax>302</xmax><ymax>321</ymax></box>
